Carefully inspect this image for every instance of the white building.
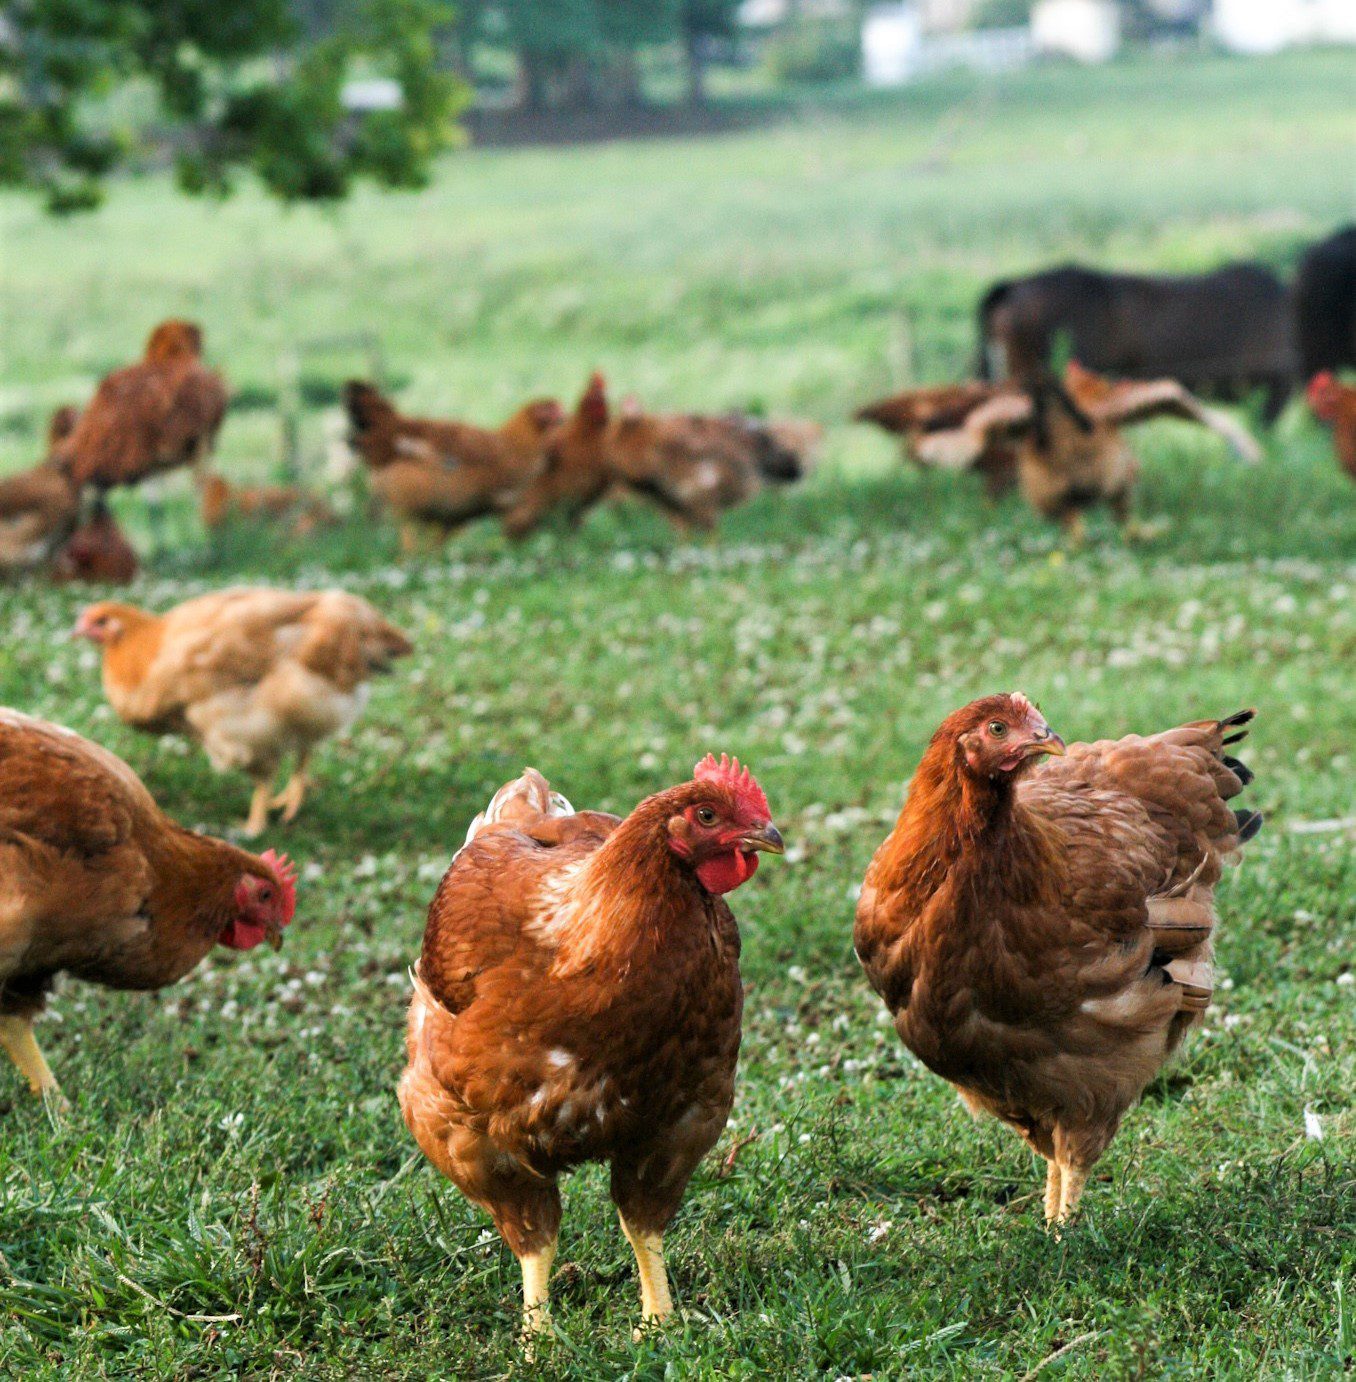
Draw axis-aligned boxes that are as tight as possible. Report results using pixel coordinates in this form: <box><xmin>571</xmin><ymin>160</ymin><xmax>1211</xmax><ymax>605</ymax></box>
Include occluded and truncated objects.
<box><xmin>1031</xmin><ymin>0</ymin><xmax>1121</xmax><ymax>62</ymax></box>
<box><xmin>1212</xmin><ymin>0</ymin><xmax>1356</xmax><ymax>53</ymax></box>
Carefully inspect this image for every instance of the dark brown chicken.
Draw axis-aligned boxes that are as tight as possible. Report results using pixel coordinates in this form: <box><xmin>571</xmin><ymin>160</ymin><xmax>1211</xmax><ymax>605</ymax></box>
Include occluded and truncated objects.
<box><xmin>59</xmin><ymin>321</ymin><xmax>228</xmax><ymax>492</ymax></box>
<box><xmin>398</xmin><ymin>756</ymin><xmax>783</xmax><ymax>1336</ymax></box>
<box><xmin>855</xmin><ymin>694</ymin><xmax>1260</xmax><ymax>1222</ymax></box>
<box><xmin>0</xmin><ymin>710</ymin><xmax>296</xmax><ymax>1103</ymax></box>
<box><xmin>50</xmin><ymin>500</ymin><xmax>140</xmax><ymax>585</ymax></box>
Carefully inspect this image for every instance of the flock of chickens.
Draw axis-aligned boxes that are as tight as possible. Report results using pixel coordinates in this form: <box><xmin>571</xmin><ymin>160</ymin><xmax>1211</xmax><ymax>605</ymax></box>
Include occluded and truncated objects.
<box><xmin>5</xmin><ymin>308</ymin><xmax>1352</xmax><ymax>586</ymax></box>
<box><xmin>0</xmin><ymin>303</ymin><xmax>1312</xmax><ymax>1344</ymax></box>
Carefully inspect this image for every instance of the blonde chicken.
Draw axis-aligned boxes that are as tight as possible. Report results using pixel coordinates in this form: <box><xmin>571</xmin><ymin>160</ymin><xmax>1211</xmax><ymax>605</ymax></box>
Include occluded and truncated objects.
<box><xmin>75</xmin><ymin>588</ymin><xmax>412</xmax><ymax>836</ymax></box>
<box><xmin>855</xmin><ymin>695</ymin><xmax>1261</xmax><ymax>1222</ymax></box>
<box><xmin>399</xmin><ymin>756</ymin><xmax>783</xmax><ymax>1337</ymax></box>
<box><xmin>0</xmin><ymin>710</ymin><xmax>296</xmax><ymax>1103</ymax></box>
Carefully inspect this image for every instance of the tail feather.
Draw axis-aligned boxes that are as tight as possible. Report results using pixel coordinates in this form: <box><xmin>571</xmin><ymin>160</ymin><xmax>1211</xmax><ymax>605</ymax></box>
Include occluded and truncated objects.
<box><xmin>464</xmin><ymin>767</ymin><xmax>574</xmax><ymax>847</ymax></box>
<box><xmin>1234</xmin><ymin>809</ymin><xmax>1264</xmax><ymax>843</ymax></box>
<box><xmin>1222</xmin><ymin>755</ymin><xmax>1254</xmax><ymax>786</ymax></box>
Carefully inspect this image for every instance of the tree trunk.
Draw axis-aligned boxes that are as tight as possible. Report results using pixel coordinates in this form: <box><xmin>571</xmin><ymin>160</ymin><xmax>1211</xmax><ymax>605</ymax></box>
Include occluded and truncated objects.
<box><xmin>683</xmin><ymin>31</ymin><xmax>707</xmax><ymax>108</ymax></box>
<box><xmin>516</xmin><ymin>50</ymin><xmax>549</xmax><ymax>112</ymax></box>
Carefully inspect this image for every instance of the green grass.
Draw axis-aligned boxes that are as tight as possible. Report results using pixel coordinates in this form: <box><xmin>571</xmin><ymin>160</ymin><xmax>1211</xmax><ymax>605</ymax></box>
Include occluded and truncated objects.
<box><xmin>1</xmin><ymin>47</ymin><xmax>1354</xmax><ymax>1379</ymax></box>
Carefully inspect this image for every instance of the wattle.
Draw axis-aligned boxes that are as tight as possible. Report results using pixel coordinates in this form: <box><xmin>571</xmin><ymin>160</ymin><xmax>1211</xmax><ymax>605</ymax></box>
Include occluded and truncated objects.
<box><xmin>220</xmin><ymin>918</ymin><xmax>267</xmax><ymax>951</ymax></box>
<box><xmin>696</xmin><ymin>849</ymin><xmax>759</xmax><ymax>895</ymax></box>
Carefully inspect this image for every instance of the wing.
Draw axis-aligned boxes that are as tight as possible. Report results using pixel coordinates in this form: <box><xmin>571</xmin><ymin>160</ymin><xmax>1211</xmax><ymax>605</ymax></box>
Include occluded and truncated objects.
<box><xmin>914</xmin><ymin>391</ymin><xmax>1035</xmax><ymax>470</ymax></box>
<box><xmin>854</xmin><ymin>382</ymin><xmax>1003</xmax><ymax>436</ymax></box>
<box><xmin>418</xmin><ymin>769</ymin><xmax>620</xmax><ymax>1017</ymax></box>
<box><xmin>0</xmin><ymin>711</ymin><xmax>156</xmax><ymax>955</ymax></box>
<box><xmin>135</xmin><ymin>589</ymin><xmax>324</xmax><ymax>712</ymax></box>
<box><xmin>290</xmin><ymin>592</ymin><xmax>413</xmax><ymax>691</ymax></box>
<box><xmin>1089</xmin><ymin>379</ymin><xmax>1262</xmax><ymax>462</ymax></box>
<box><xmin>1020</xmin><ymin>710</ymin><xmax>1258</xmax><ymax>1001</ymax></box>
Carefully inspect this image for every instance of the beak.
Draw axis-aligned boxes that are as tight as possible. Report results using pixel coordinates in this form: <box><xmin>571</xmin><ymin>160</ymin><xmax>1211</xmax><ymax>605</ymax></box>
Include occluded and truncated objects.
<box><xmin>740</xmin><ymin>822</ymin><xmax>785</xmax><ymax>855</ymax></box>
<box><xmin>265</xmin><ymin>921</ymin><xmax>285</xmax><ymax>952</ymax></box>
<box><xmin>1026</xmin><ymin>727</ymin><xmax>1066</xmax><ymax>758</ymax></box>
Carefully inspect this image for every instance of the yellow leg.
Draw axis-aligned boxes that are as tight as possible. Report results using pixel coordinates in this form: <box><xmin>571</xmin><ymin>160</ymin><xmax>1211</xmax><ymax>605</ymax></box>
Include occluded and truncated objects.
<box><xmin>0</xmin><ymin>1015</ymin><xmax>63</xmax><ymax>1101</ymax></box>
<box><xmin>519</xmin><ymin>1239</ymin><xmax>557</xmax><ymax>1342</ymax></box>
<box><xmin>1063</xmin><ymin>512</ymin><xmax>1088</xmax><ymax>550</ymax></box>
<box><xmin>244</xmin><ymin>781</ymin><xmax>272</xmax><ymax>838</ymax></box>
<box><xmin>271</xmin><ymin>751</ymin><xmax>311</xmax><ymax>822</ymax></box>
<box><xmin>1043</xmin><ymin>1161</ymin><xmax>1063</xmax><ymax>1224</ymax></box>
<box><xmin>619</xmin><ymin>1212</ymin><xmax>674</xmax><ymax>1331</ymax></box>
<box><xmin>1057</xmin><ymin>1164</ymin><xmax>1090</xmax><ymax>1223</ymax></box>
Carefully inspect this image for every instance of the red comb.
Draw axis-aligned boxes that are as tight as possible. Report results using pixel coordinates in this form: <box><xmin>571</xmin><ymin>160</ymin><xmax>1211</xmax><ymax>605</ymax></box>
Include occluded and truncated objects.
<box><xmin>260</xmin><ymin>848</ymin><xmax>298</xmax><ymax>925</ymax></box>
<box><xmin>693</xmin><ymin>753</ymin><xmax>770</xmax><ymax>820</ymax></box>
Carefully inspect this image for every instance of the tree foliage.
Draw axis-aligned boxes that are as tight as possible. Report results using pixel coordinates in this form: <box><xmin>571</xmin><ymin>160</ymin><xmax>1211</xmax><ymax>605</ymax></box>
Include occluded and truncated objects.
<box><xmin>0</xmin><ymin>0</ymin><xmax>466</xmax><ymax>212</ymax></box>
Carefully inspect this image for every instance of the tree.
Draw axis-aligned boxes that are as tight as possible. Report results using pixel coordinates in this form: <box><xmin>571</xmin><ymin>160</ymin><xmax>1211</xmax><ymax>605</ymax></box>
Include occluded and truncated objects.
<box><xmin>679</xmin><ymin>0</ymin><xmax>740</xmax><ymax>106</ymax></box>
<box><xmin>0</xmin><ymin>0</ymin><xmax>466</xmax><ymax>213</ymax></box>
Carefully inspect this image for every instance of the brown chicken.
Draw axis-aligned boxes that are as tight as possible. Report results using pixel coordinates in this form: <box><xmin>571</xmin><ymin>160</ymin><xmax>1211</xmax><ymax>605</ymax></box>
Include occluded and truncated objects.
<box><xmin>912</xmin><ymin>362</ymin><xmax>1261</xmax><ymax>541</ymax></box>
<box><xmin>0</xmin><ymin>709</ymin><xmax>296</xmax><ymax>1103</ymax></box>
<box><xmin>59</xmin><ymin>321</ymin><xmax>228</xmax><ymax>493</ymax></box>
<box><xmin>605</xmin><ymin>407</ymin><xmax>818</xmax><ymax>533</ymax></box>
<box><xmin>344</xmin><ymin>380</ymin><xmax>564</xmax><ymax>551</ymax></box>
<box><xmin>198</xmin><ymin>473</ymin><xmax>338</xmax><ymax>538</ymax></box>
<box><xmin>398</xmin><ymin>756</ymin><xmax>784</xmax><ymax>1336</ymax></box>
<box><xmin>855</xmin><ymin>381</ymin><xmax>1020</xmax><ymax>498</ymax></box>
<box><xmin>50</xmin><ymin>500</ymin><xmax>140</xmax><ymax>585</ymax></box>
<box><xmin>1307</xmin><ymin>371</ymin><xmax>1356</xmax><ymax>481</ymax></box>
<box><xmin>75</xmin><ymin>588</ymin><xmax>413</xmax><ymax>835</ymax></box>
<box><xmin>0</xmin><ymin>406</ymin><xmax>85</xmax><ymax>573</ymax></box>
<box><xmin>500</xmin><ymin>372</ymin><xmax>612</xmax><ymax>540</ymax></box>
<box><xmin>855</xmin><ymin>694</ymin><xmax>1261</xmax><ymax>1223</ymax></box>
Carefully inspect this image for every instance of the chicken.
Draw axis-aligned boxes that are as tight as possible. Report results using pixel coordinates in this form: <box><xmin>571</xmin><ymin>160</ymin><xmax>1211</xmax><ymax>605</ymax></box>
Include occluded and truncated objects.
<box><xmin>605</xmin><ymin>407</ymin><xmax>818</xmax><ymax>534</ymax></box>
<box><xmin>0</xmin><ymin>406</ymin><xmax>84</xmax><ymax>573</ymax></box>
<box><xmin>854</xmin><ymin>381</ymin><xmax>1020</xmax><ymax>498</ymax></box>
<box><xmin>855</xmin><ymin>694</ymin><xmax>1261</xmax><ymax>1223</ymax></box>
<box><xmin>912</xmin><ymin>362</ymin><xmax>1261</xmax><ymax>541</ymax></box>
<box><xmin>50</xmin><ymin>499</ymin><xmax>140</xmax><ymax>585</ymax></box>
<box><xmin>505</xmin><ymin>377</ymin><xmax>818</xmax><ymax>539</ymax></box>
<box><xmin>0</xmin><ymin>709</ymin><xmax>296</xmax><ymax>1103</ymax></box>
<box><xmin>198</xmin><ymin>472</ymin><xmax>338</xmax><ymax>538</ymax></box>
<box><xmin>1306</xmin><ymin>371</ymin><xmax>1356</xmax><ymax>481</ymax></box>
<box><xmin>74</xmin><ymin>588</ymin><xmax>413</xmax><ymax>836</ymax></box>
<box><xmin>58</xmin><ymin>321</ymin><xmax>228</xmax><ymax>493</ymax></box>
<box><xmin>344</xmin><ymin>380</ymin><xmax>564</xmax><ymax>551</ymax></box>
<box><xmin>398</xmin><ymin>755</ymin><xmax>784</xmax><ymax>1336</ymax></box>
<box><xmin>500</xmin><ymin>373</ymin><xmax>613</xmax><ymax>540</ymax></box>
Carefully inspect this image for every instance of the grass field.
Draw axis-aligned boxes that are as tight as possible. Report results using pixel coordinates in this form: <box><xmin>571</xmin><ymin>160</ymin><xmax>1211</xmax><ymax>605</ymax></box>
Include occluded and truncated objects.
<box><xmin>1</xmin><ymin>46</ymin><xmax>1354</xmax><ymax>1379</ymax></box>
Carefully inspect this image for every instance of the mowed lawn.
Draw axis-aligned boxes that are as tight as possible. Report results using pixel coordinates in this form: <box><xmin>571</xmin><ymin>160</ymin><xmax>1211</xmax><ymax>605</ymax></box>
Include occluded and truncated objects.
<box><xmin>1</xmin><ymin>47</ymin><xmax>1354</xmax><ymax>1379</ymax></box>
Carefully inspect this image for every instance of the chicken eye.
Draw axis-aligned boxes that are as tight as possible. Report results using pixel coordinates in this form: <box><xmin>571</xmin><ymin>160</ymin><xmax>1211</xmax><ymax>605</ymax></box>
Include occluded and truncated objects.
<box><xmin>695</xmin><ymin>806</ymin><xmax>718</xmax><ymax>826</ymax></box>
<box><xmin>989</xmin><ymin>721</ymin><xmax>1008</xmax><ymax>737</ymax></box>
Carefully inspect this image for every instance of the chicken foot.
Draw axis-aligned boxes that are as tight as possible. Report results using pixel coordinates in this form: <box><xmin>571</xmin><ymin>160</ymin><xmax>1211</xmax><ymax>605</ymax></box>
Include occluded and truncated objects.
<box><xmin>1042</xmin><ymin>1161</ymin><xmax>1063</xmax><ymax>1223</ymax></box>
<box><xmin>519</xmin><ymin>1238</ymin><xmax>557</xmax><ymax>1343</ymax></box>
<box><xmin>619</xmin><ymin>1212</ymin><xmax>674</xmax><ymax>1335</ymax></box>
<box><xmin>270</xmin><ymin>752</ymin><xmax>311</xmax><ymax>823</ymax></box>
<box><xmin>1056</xmin><ymin>1164</ymin><xmax>1090</xmax><ymax>1222</ymax></box>
<box><xmin>245</xmin><ymin>780</ymin><xmax>273</xmax><ymax>838</ymax></box>
<box><xmin>0</xmin><ymin>1015</ymin><xmax>63</xmax><ymax>1102</ymax></box>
